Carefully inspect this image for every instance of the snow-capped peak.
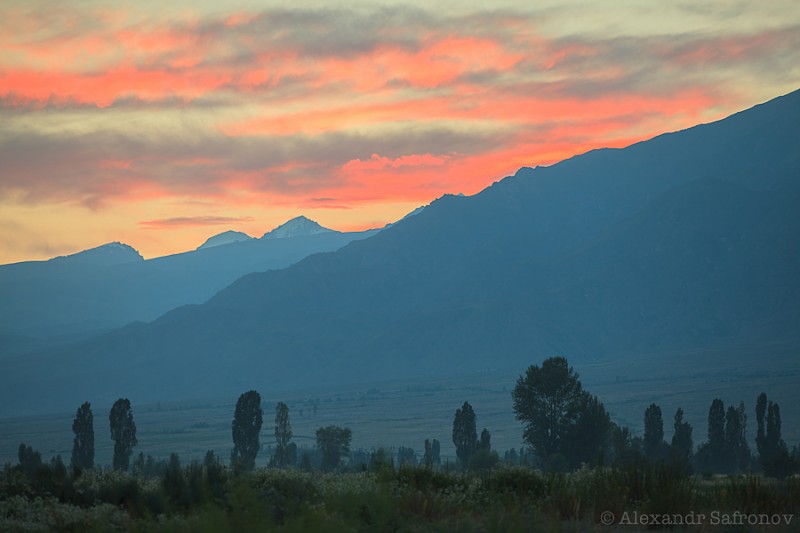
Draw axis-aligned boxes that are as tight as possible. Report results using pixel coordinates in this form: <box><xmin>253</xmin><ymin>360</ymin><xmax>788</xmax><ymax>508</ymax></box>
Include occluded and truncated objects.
<box><xmin>261</xmin><ymin>216</ymin><xmax>335</xmax><ymax>239</ymax></box>
<box><xmin>197</xmin><ymin>230</ymin><xmax>253</xmax><ymax>250</ymax></box>
<box><xmin>52</xmin><ymin>242</ymin><xmax>144</xmax><ymax>266</ymax></box>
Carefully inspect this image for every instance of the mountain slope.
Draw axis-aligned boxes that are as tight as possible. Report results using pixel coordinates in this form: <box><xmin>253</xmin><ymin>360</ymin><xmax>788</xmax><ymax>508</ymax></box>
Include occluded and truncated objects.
<box><xmin>0</xmin><ymin>223</ymin><xmax>379</xmax><ymax>339</ymax></box>
<box><xmin>197</xmin><ymin>231</ymin><xmax>253</xmax><ymax>250</ymax></box>
<box><xmin>2</xmin><ymin>90</ymin><xmax>799</xmax><ymax>415</ymax></box>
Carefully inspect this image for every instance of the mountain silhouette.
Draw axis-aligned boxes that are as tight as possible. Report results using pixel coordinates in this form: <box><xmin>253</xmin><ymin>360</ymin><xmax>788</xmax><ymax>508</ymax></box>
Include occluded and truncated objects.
<box><xmin>0</xmin><ymin>221</ymin><xmax>378</xmax><ymax>341</ymax></box>
<box><xmin>1</xmin><ymin>90</ymin><xmax>798</xmax><ymax>415</ymax></box>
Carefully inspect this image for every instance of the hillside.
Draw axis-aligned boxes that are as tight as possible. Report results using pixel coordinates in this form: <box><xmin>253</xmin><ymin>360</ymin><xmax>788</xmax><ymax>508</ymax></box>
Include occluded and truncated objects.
<box><xmin>1</xmin><ymin>90</ymin><xmax>798</xmax><ymax>416</ymax></box>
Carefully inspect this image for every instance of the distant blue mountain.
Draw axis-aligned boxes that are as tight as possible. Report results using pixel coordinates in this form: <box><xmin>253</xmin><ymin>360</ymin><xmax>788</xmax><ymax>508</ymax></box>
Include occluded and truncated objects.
<box><xmin>0</xmin><ymin>218</ymin><xmax>379</xmax><ymax>339</ymax></box>
<box><xmin>51</xmin><ymin>242</ymin><xmax>144</xmax><ymax>266</ymax></box>
<box><xmin>2</xmin><ymin>89</ymin><xmax>799</xmax><ymax>415</ymax></box>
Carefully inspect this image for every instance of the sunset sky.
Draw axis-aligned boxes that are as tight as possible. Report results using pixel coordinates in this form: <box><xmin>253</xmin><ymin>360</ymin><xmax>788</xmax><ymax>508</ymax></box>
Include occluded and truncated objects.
<box><xmin>1</xmin><ymin>0</ymin><xmax>799</xmax><ymax>264</ymax></box>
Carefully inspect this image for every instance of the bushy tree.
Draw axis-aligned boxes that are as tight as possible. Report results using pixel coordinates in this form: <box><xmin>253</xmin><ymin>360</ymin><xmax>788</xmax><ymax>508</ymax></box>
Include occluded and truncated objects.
<box><xmin>316</xmin><ymin>425</ymin><xmax>352</xmax><ymax>471</ymax></box>
<box><xmin>231</xmin><ymin>390</ymin><xmax>263</xmax><ymax>471</ymax></box>
<box><xmin>452</xmin><ymin>401</ymin><xmax>478</xmax><ymax>470</ymax></box>
<box><xmin>397</xmin><ymin>446</ymin><xmax>416</xmax><ymax>466</ymax></box>
<box><xmin>512</xmin><ymin>356</ymin><xmax>610</xmax><ymax>469</ymax></box>
<box><xmin>609</xmin><ymin>424</ymin><xmax>643</xmax><ymax>466</ymax></box>
<box><xmin>563</xmin><ymin>392</ymin><xmax>611</xmax><ymax>467</ymax></box>
<box><xmin>71</xmin><ymin>401</ymin><xmax>94</xmax><ymax>471</ymax></box>
<box><xmin>18</xmin><ymin>443</ymin><xmax>42</xmax><ymax>478</ymax></box>
<box><xmin>110</xmin><ymin>398</ymin><xmax>137</xmax><ymax>472</ymax></box>
<box><xmin>272</xmin><ymin>402</ymin><xmax>293</xmax><ymax>468</ymax></box>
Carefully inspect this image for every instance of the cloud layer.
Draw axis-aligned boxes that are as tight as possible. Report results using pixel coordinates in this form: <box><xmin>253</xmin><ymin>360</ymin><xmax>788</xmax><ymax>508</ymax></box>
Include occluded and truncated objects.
<box><xmin>1</xmin><ymin>2</ymin><xmax>799</xmax><ymax>262</ymax></box>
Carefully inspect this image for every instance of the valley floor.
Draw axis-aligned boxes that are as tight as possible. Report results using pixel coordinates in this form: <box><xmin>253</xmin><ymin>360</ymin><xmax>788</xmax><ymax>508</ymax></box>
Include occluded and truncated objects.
<box><xmin>1</xmin><ymin>343</ymin><xmax>797</xmax><ymax>468</ymax></box>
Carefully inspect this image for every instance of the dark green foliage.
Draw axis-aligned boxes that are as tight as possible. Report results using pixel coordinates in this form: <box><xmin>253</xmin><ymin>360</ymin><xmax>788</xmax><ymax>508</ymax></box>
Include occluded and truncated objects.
<box><xmin>2</xmin><ymin>458</ymin><xmax>800</xmax><ymax>531</ymax></box>
<box><xmin>272</xmin><ymin>402</ymin><xmax>292</xmax><ymax>468</ymax></box>
<box><xmin>70</xmin><ymin>401</ymin><xmax>94</xmax><ymax>471</ymax></box>
<box><xmin>285</xmin><ymin>442</ymin><xmax>297</xmax><ymax>468</ymax></box>
<box><xmin>708</xmin><ymin>399</ymin><xmax>726</xmax><ymax>455</ymax></box>
<box><xmin>162</xmin><ymin>453</ymin><xmax>186</xmax><ymax>508</ymax></box>
<box><xmin>204</xmin><ymin>449</ymin><xmax>228</xmax><ymax>502</ymax></box>
<box><xmin>133</xmin><ymin>452</ymin><xmax>165</xmax><ymax>478</ymax></box>
<box><xmin>512</xmin><ymin>357</ymin><xmax>583</xmax><ymax>461</ymax></box>
<box><xmin>17</xmin><ymin>443</ymin><xmax>42</xmax><ymax>478</ymax></box>
<box><xmin>479</xmin><ymin>428</ymin><xmax>491</xmax><ymax>452</ymax></box>
<box><xmin>109</xmin><ymin>398</ymin><xmax>137</xmax><ymax>472</ymax></box>
<box><xmin>397</xmin><ymin>446</ymin><xmax>415</xmax><ymax>466</ymax></box>
<box><xmin>504</xmin><ymin>448</ymin><xmax>518</xmax><ymax>464</ymax></box>
<box><xmin>643</xmin><ymin>403</ymin><xmax>664</xmax><ymax>461</ymax></box>
<box><xmin>231</xmin><ymin>390</ymin><xmax>263</xmax><ymax>472</ymax></box>
<box><xmin>697</xmin><ymin>398</ymin><xmax>727</xmax><ymax>473</ymax></box>
<box><xmin>670</xmin><ymin>408</ymin><xmax>693</xmax><ymax>472</ymax></box>
<box><xmin>369</xmin><ymin>448</ymin><xmax>394</xmax><ymax>475</ymax></box>
<box><xmin>452</xmin><ymin>401</ymin><xmax>477</xmax><ymax>470</ymax></box>
<box><xmin>431</xmin><ymin>439</ymin><xmax>441</xmax><ymax>466</ymax></box>
<box><xmin>609</xmin><ymin>424</ymin><xmax>643</xmax><ymax>467</ymax></box>
<box><xmin>725</xmin><ymin>402</ymin><xmax>751</xmax><ymax>472</ymax></box>
<box><xmin>755</xmin><ymin>393</ymin><xmax>797</xmax><ymax>479</ymax></box>
<box><xmin>563</xmin><ymin>392</ymin><xmax>611</xmax><ymax>467</ymax></box>
<box><xmin>423</xmin><ymin>439</ymin><xmax>433</xmax><ymax>468</ymax></box>
<box><xmin>468</xmin><ymin>450</ymin><xmax>499</xmax><ymax>471</ymax></box>
<box><xmin>315</xmin><ymin>425</ymin><xmax>352</xmax><ymax>471</ymax></box>
<box><xmin>513</xmin><ymin>357</ymin><xmax>611</xmax><ymax>469</ymax></box>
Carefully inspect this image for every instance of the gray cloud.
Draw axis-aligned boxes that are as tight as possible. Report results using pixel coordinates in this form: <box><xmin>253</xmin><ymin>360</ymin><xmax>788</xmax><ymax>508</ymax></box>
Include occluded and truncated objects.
<box><xmin>0</xmin><ymin>123</ymin><xmax>514</xmax><ymax>206</ymax></box>
<box><xmin>138</xmin><ymin>216</ymin><xmax>254</xmax><ymax>228</ymax></box>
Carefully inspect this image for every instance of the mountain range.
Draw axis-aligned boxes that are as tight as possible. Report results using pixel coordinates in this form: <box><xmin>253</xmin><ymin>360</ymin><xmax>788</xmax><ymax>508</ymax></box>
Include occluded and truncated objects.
<box><xmin>1</xmin><ymin>89</ymin><xmax>798</xmax><ymax>416</ymax></box>
<box><xmin>0</xmin><ymin>216</ymin><xmax>379</xmax><ymax>344</ymax></box>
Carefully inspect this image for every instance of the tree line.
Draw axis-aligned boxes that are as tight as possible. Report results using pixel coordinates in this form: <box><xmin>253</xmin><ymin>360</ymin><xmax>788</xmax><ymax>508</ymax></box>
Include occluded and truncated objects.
<box><xmin>14</xmin><ymin>357</ymin><xmax>799</xmax><ymax>480</ymax></box>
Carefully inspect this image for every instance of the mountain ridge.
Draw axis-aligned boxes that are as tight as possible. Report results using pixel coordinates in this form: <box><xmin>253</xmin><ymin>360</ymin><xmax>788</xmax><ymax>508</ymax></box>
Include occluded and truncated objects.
<box><xmin>2</xmin><ymin>89</ymin><xmax>798</xmax><ymax>415</ymax></box>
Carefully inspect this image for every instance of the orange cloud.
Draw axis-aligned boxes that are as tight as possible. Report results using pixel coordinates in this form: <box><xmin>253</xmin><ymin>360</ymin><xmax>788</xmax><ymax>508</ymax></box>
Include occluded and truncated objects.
<box><xmin>2</xmin><ymin>4</ymin><xmax>797</xmax><ymax>263</ymax></box>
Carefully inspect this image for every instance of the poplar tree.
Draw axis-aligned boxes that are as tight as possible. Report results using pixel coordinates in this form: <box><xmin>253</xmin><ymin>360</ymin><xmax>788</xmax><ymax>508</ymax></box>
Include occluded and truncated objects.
<box><xmin>71</xmin><ymin>401</ymin><xmax>95</xmax><ymax>471</ymax></box>
<box><xmin>109</xmin><ymin>398</ymin><xmax>137</xmax><ymax>472</ymax></box>
<box><xmin>231</xmin><ymin>390</ymin><xmax>263</xmax><ymax>471</ymax></box>
<box><xmin>273</xmin><ymin>402</ymin><xmax>293</xmax><ymax>468</ymax></box>
<box><xmin>452</xmin><ymin>401</ymin><xmax>477</xmax><ymax>470</ymax></box>
<box><xmin>644</xmin><ymin>403</ymin><xmax>665</xmax><ymax>461</ymax></box>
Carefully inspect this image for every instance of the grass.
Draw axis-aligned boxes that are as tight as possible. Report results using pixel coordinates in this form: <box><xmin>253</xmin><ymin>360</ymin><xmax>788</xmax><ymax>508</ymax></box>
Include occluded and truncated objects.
<box><xmin>2</xmin><ymin>460</ymin><xmax>798</xmax><ymax>532</ymax></box>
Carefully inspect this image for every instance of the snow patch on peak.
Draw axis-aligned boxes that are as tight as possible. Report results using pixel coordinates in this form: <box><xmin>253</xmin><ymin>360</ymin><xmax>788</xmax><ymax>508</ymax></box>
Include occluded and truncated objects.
<box><xmin>261</xmin><ymin>216</ymin><xmax>335</xmax><ymax>239</ymax></box>
<box><xmin>197</xmin><ymin>230</ymin><xmax>253</xmax><ymax>250</ymax></box>
<box><xmin>52</xmin><ymin>242</ymin><xmax>144</xmax><ymax>266</ymax></box>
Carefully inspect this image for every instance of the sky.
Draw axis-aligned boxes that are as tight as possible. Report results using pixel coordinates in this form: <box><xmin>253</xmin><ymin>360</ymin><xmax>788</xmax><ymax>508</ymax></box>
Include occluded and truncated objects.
<box><xmin>1</xmin><ymin>0</ymin><xmax>799</xmax><ymax>264</ymax></box>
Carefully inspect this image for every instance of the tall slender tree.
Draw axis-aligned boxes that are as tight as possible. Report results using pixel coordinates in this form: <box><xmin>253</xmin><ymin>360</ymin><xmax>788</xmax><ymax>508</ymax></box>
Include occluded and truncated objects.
<box><xmin>109</xmin><ymin>398</ymin><xmax>137</xmax><ymax>472</ymax></box>
<box><xmin>71</xmin><ymin>402</ymin><xmax>94</xmax><ymax>471</ymax></box>
<box><xmin>479</xmin><ymin>428</ymin><xmax>492</xmax><ymax>452</ymax></box>
<box><xmin>423</xmin><ymin>439</ymin><xmax>433</xmax><ymax>468</ymax></box>
<box><xmin>671</xmin><ymin>408</ymin><xmax>693</xmax><ymax>466</ymax></box>
<box><xmin>725</xmin><ymin>402</ymin><xmax>750</xmax><ymax>472</ymax></box>
<box><xmin>273</xmin><ymin>402</ymin><xmax>293</xmax><ymax>468</ymax></box>
<box><xmin>756</xmin><ymin>393</ymin><xmax>768</xmax><ymax>458</ymax></box>
<box><xmin>644</xmin><ymin>403</ymin><xmax>665</xmax><ymax>461</ymax></box>
<box><xmin>452</xmin><ymin>401</ymin><xmax>478</xmax><ymax>470</ymax></box>
<box><xmin>707</xmin><ymin>399</ymin><xmax>726</xmax><ymax>459</ymax></box>
<box><xmin>754</xmin><ymin>392</ymin><xmax>795</xmax><ymax>477</ymax></box>
<box><xmin>431</xmin><ymin>439</ymin><xmax>441</xmax><ymax>466</ymax></box>
<box><xmin>231</xmin><ymin>390</ymin><xmax>263</xmax><ymax>471</ymax></box>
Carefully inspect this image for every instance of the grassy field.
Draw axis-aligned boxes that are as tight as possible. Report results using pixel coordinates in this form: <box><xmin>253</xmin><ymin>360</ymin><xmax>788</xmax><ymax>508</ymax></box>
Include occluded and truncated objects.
<box><xmin>2</xmin><ymin>459</ymin><xmax>799</xmax><ymax>532</ymax></box>
<box><xmin>1</xmin><ymin>343</ymin><xmax>798</xmax><ymax>467</ymax></box>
